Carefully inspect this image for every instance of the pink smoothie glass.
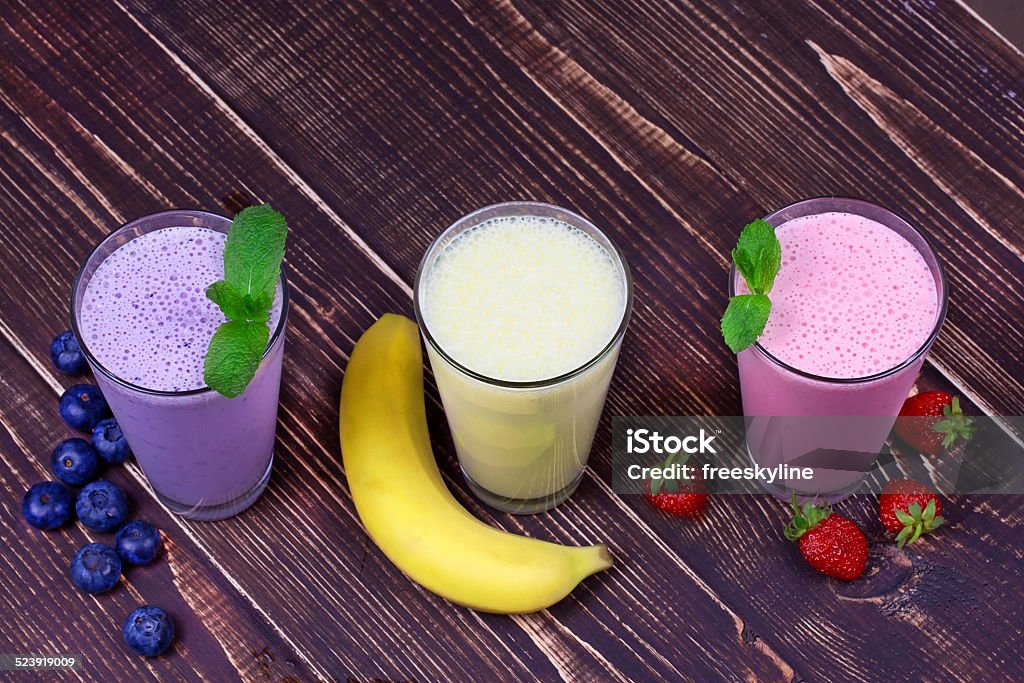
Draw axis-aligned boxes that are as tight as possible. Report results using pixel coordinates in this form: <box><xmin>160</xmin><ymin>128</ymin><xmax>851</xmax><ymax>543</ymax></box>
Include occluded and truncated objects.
<box><xmin>70</xmin><ymin>210</ymin><xmax>289</xmax><ymax>521</ymax></box>
<box><xmin>732</xmin><ymin>198</ymin><xmax>948</xmax><ymax>501</ymax></box>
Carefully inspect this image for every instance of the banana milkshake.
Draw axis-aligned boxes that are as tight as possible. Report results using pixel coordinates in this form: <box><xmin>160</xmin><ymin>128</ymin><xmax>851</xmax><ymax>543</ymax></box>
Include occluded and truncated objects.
<box><xmin>415</xmin><ymin>202</ymin><xmax>632</xmax><ymax>514</ymax></box>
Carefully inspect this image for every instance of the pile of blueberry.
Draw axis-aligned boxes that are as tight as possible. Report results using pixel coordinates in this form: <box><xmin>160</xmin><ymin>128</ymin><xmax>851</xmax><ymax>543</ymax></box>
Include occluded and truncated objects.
<box><xmin>20</xmin><ymin>331</ymin><xmax>174</xmax><ymax>658</ymax></box>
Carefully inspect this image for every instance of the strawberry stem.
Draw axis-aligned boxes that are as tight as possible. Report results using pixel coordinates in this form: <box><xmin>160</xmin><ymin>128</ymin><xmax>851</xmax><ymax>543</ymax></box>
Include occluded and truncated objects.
<box><xmin>650</xmin><ymin>451</ymin><xmax>692</xmax><ymax>495</ymax></box>
<box><xmin>894</xmin><ymin>497</ymin><xmax>944</xmax><ymax>548</ymax></box>
<box><xmin>931</xmin><ymin>396</ymin><xmax>977</xmax><ymax>451</ymax></box>
<box><xmin>783</xmin><ymin>493</ymin><xmax>831</xmax><ymax>541</ymax></box>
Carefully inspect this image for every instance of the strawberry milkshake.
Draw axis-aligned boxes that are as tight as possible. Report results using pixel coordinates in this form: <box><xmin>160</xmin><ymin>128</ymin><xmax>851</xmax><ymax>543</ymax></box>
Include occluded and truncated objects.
<box><xmin>733</xmin><ymin>198</ymin><xmax>947</xmax><ymax>498</ymax></box>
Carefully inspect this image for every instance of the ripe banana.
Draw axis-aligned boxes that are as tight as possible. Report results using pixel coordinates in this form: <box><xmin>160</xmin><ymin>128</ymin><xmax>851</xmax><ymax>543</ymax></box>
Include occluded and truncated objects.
<box><xmin>339</xmin><ymin>314</ymin><xmax>612</xmax><ymax>614</ymax></box>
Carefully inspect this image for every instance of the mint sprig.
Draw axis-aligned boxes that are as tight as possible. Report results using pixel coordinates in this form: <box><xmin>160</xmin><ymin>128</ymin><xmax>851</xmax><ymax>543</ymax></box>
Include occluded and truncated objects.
<box><xmin>204</xmin><ymin>204</ymin><xmax>287</xmax><ymax>398</ymax></box>
<box><xmin>721</xmin><ymin>218</ymin><xmax>781</xmax><ymax>353</ymax></box>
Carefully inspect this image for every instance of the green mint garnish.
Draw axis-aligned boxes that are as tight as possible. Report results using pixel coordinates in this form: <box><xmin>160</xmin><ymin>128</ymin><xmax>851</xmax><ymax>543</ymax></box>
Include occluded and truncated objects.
<box><xmin>721</xmin><ymin>293</ymin><xmax>772</xmax><ymax>353</ymax></box>
<box><xmin>203</xmin><ymin>320</ymin><xmax>270</xmax><ymax>398</ymax></box>
<box><xmin>732</xmin><ymin>218</ymin><xmax>781</xmax><ymax>295</ymax></box>
<box><xmin>721</xmin><ymin>218</ymin><xmax>781</xmax><ymax>353</ymax></box>
<box><xmin>203</xmin><ymin>204</ymin><xmax>287</xmax><ymax>398</ymax></box>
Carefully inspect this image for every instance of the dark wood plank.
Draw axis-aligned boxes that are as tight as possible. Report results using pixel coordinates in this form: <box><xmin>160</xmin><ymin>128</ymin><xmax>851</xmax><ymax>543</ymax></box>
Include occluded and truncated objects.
<box><xmin>109</xmin><ymin>0</ymin><xmax>1024</xmax><ymax>680</ymax></box>
<box><xmin>0</xmin><ymin>340</ymin><xmax>314</xmax><ymax>682</ymax></box>
<box><xmin>0</xmin><ymin>2</ymin><xmax>797</xmax><ymax>680</ymax></box>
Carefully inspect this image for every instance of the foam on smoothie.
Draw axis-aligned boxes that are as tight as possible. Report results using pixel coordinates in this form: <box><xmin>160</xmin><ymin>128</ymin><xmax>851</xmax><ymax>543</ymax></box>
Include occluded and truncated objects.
<box><xmin>421</xmin><ymin>215</ymin><xmax>626</xmax><ymax>382</ymax></box>
<box><xmin>750</xmin><ymin>211</ymin><xmax>938</xmax><ymax>378</ymax></box>
<box><xmin>79</xmin><ymin>227</ymin><xmax>282</xmax><ymax>392</ymax></box>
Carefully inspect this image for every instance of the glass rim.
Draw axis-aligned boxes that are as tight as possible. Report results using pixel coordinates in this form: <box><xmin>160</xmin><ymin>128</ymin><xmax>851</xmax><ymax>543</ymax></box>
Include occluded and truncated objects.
<box><xmin>69</xmin><ymin>208</ymin><xmax>290</xmax><ymax>398</ymax></box>
<box><xmin>728</xmin><ymin>196</ymin><xmax>949</xmax><ymax>384</ymax></box>
<box><xmin>413</xmin><ymin>201</ymin><xmax>634</xmax><ymax>389</ymax></box>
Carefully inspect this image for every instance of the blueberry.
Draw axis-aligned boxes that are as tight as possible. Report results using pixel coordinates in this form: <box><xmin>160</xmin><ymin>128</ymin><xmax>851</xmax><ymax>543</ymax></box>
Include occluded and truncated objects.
<box><xmin>75</xmin><ymin>480</ymin><xmax>129</xmax><ymax>532</ymax></box>
<box><xmin>51</xmin><ymin>438</ymin><xmax>101</xmax><ymax>486</ymax></box>
<box><xmin>92</xmin><ymin>418</ymin><xmax>132</xmax><ymax>465</ymax></box>
<box><xmin>70</xmin><ymin>543</ymin><xmax>121</xmax><ymax>594</ymax></box>
<box><xmin>59</xmin><ymin>384</ymin><xmax>110</xmax><ymax>431</ymax></box>
<box><xmin>50</xmin><ymin>330</ymin><xmax>88</xmax><ymax>375</ymax></box>
<box><xmin>123</xmin><ymin>605</ymin><xmax>174</xmax><ymax>657</ymax></box>
<box><xmin>115</xmin><ymin>520</ymin><xmax>162</xmax><ymax>565</ymax></box>
<box><xmin>22</xmin><ymin>481</ymin><xmax>73</xmax><ymax>529</ymax></box>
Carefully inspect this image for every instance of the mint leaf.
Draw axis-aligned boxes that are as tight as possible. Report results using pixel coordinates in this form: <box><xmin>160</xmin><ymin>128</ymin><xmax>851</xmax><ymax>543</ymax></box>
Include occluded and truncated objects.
<box><xmin>203</xmin><ymin>204</ymin><xmax>287</xmax><ymax>398</ymax></box>
<box><xmin>207</xmin><ymin>280</ymin><xmax>272</xmax><ymax>324</ymax></box>
<box><xmin>203</xmin><ymin>320</ymin><xmax>270</xmax><ymax>398</ymax></box>
<box><xmin>721</xmin><ymin>294</ymin><xmax>771</xmax><ymax>353</ymax></box>
<box><xmin>733</xmin><ymin>219</ymin><xmax>781</xmax><ymax>295</ymax></box>
<box><xmin>243</xmin><ymin>291</ymin><xmax>273</xmax><ymax>323</ymax></box>
<box><xmin>721</xmin><ymin>218</ymin><xmax>782</xmax><ymax>353</ymax></box>
<box><xmin>206</xmin><ymin>280</ymin><xmax>246</xmax><ymax>320</ymax></box>
<box><xmin>223</xmin><ymin>204</ymin><xmax>287</xmax><ymax>303</ymax></box>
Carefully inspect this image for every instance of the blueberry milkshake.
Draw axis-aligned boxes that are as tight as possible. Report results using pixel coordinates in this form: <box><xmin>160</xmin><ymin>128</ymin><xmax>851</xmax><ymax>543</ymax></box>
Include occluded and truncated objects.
<box><xmin>72</xmin><ymin>211</ymin><xmax>288</xmax><ymax>520</ymax></box>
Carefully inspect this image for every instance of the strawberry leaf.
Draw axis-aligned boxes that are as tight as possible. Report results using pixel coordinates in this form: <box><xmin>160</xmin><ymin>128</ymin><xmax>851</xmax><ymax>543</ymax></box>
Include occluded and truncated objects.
<box><xmin>784</xmin><ymin>494</ymin><xmax>831</xmax><ymax>541</ymax></box>
<box><xmin>930</xmin><ymin>396</ymin><xmax>977</xmax><ymax>451</ymax></box>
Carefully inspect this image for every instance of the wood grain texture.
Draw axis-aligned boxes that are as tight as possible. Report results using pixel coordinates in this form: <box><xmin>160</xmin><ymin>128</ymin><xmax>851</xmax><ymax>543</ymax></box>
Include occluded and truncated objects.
<box><xmin>1</xmin><ymin>0</ymin><xmax>1023</xmax><ymax>681</ymax></box>
<box><xmin>117</xmin><ymin>0</ymin><xmax>1024</xmax><ymax>426</ymax></box>
<box><xmin>2</xmin><ymin>3</ymin><xmax>788</xmax><ymax>681</ymax></box>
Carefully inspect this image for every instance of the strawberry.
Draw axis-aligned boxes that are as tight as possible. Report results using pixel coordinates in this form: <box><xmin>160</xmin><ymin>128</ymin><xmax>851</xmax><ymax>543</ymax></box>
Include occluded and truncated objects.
<box><xmin>643</xmin><ymin>453</ymin><xmax>707</xmax><ymax>517</ymax></box>
<box><xmin>879</xmin><ymin>478</ymin><xmax>944</xmax><ymax>547</ymax></box>
<box><xmin>784</xmin><ymin>495</ymin><xmax>867</xmax><ymax>580</ymax></box>
<box><xmin>894</xmin><ymin>391</ymin><xmax>976</xmax><ymax>455</ymax></box>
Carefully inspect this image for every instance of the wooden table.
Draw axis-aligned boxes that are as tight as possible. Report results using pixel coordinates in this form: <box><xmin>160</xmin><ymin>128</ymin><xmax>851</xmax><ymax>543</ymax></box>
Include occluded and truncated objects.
<box><xmin>2</xmin><ymin>1</ymin><xmax>1022</xmax><ymax>681</ymax></box>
